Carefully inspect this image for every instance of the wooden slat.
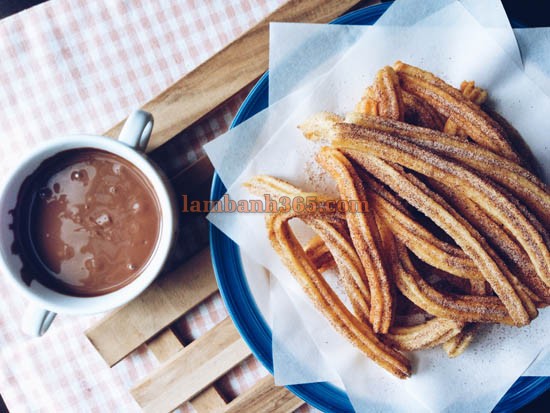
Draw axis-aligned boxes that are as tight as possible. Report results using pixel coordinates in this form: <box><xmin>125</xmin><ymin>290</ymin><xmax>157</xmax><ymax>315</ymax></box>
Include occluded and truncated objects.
<box><xmin>191</xmin><ymin>388</ymin><xmax>228</xmax><ymax>413</ymax></box>
<box><xmin>131</xmin><ymin>318</ymin><xmax>252</xmax><ymax>413</ymax></box>
<box><xmin>222</xmin><ymin>375</ymin><xmax>304</xmax><ymax>413</ymax></box>
<box><xmin>85</xmin><ymin>247</ymin><xmax>217</xmax><ymax>366</ymax></box>
<box><xmin>146</xmin><ymin>329</ymin><xmax>301</xmax><ymax>413</ymax></box>
<box><xmin>104</xmin><ymin>0</ymin><xmax>363</xmax><ymax>151</ymax></box>
<box><xmin>147</xmin><ymin>329</ymin><xmax>183</xmax><ymax>362</ymax></box>
<box><xmin>147</xmin><ymin>329</ymin><xmax>228</xmax><ymax>412</ymax></box>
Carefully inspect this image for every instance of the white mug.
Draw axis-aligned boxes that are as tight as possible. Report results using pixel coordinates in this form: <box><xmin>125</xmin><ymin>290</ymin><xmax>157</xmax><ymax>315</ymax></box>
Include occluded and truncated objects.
<box><xmin>0</xmin><ymin>110</ymin><xmax>178</xmax><ymax>336</ymax></box>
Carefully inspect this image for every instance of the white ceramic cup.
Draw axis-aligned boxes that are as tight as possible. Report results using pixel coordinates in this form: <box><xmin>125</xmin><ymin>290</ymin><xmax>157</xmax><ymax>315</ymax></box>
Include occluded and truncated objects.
<box><xmin>0</xmin><ymin>110</ymin><xmax>178</xmax><ymax>336</ymax></box>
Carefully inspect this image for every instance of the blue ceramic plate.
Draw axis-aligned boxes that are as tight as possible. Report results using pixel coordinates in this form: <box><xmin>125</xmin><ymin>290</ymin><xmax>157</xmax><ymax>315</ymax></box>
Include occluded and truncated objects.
<box><xmin>210</xmin><ymin>3</ymin><xmax>550</xmax><ymax>411</ymax></box>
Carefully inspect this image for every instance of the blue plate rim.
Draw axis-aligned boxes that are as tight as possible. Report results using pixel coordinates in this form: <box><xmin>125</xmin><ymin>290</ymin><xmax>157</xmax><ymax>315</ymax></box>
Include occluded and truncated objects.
<box><xmin>209</xmin><ymin>3</ymin><xmax>548</xmax><ymax>412</ymax></box>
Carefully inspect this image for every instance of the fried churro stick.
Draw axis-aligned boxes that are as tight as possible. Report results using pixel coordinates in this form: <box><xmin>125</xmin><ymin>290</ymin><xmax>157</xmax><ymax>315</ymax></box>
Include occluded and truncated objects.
<box><xmin>359</xmin><ymin>170</ymin><xmax>483</xmax><ymax>280</ymax></box>
<box><xmin>356</xmin><ymin>86</ymin><xmax>379</xmax><ymax>116</ymax></box>
<box><xmin>266</xmin><ymin>211</ymin><xmax>411</xmax><ymax>378</ymax></box>
<box><xmin>316</xmin><ymin>148</ymin><xmax>393</xmax><ymax>333</ymax></box>
<box><xmin>244</xmin><ymin>174</ymin><xmax>329</xmax><ymax>202</ymax></box>
<box><xmin>377</xmin><ymin>221</ymin><xmax>513</xmax><ymax>324</ymax></box>
<box><xmin>304</xmin><ymin>216</ymin><xmax>371</xmax><ymax>323</ymax></box>
<box><xmin>343</xmin><ymin>113</ymin><xmax>550</xmax><ymax>227</ymax></box>
<box><xmin>357</xmin><ymin>67</ymin><xmax>405</xmax><ymax>121</ymax></box>
<box><xmin>461</xmin><ymin>81</ymin><xmax>488</xmax><ymax>105</ymax></box>
<box><xmin>465</xmin><ymin>278</ymin><xmax>489</xmax><ymax>354</ymax></box>
<box><xmin>306</xmin><ymin>113</ymin><xmax>550</xmax><ymax>304</ymax></box>
<box><xmin>299</xmin><ymin>112</ymin><xmax>345</xmax><ymax>142</ymax></box>
<box><xmin>376</xmin><ymin>205</ymin><xmax>481</xmax><ymax>279</ymax></box>
<box><xmin>304</xmin><ymin>115</ymin><xmax>481</xmax><ymax>281</ymax></box>
<box><xmin>304</xmin><ymin>183</ymin><xmax>484</xmax><ymax>282</ymax></box>
<box><xmin>444</xmin><ymin>80</ymin><xmax>488</xmax><ymax>138</ymax></box>
<box><xmin>349</xmin><ymin>149</ymin><xmax>535</xmax><ymax>325</ymax></box>
<box><xmin>318</xmin><ymin>121</ymin><xmax>550</xmax><ymax>292</ymax></box>
<box><xmin>429</xmin><ymin>179</ymin><xmax>550</xmax><ymax>304</ymax></box>
<box><xmin>373</xmin><ymin>66</ymin><xmax>405</xmax><ymax>121</ymax></box>
<box><xmin>361</xmin><ymin>150</ymin><xmax>539</xmax><ymax>323</ymax></box>
<box><xmin>394</xmin><ymin>61</ymin><xmax>521</xmax><ymax>163</ymax></box>
<box><xmin>245</xmin><ymin>176</ymin><xmax>371</xmax><ymax>322</ymax></box>
<box><xmin>402</xmin><ymin>90</ymin><xmax>446</xmax><ymax>130</ymax></box>
<box><xmin>384</xmin><ymin>318</ymin><xmax>464</xmax><ymax>351</ymax></box>
<box><xmin>394</xmin><ymin>249</ymin><xmax>513</xmax><ymax>324</ymax></box>
<box><xmin>469</xmin><ymin>279</ymin><xmax>491</xmax><ymax>296</ymax></box>
<box><xmin>443</xmin><ymin>323</ymin><xmax>480</xmax><ymax>358</ymax></box>
<box><xmin>359</xmin><ymin>82</ymin><xmax>541</xmax><ymax>350</ymax></box>
<box><xmin>345</xmin><ymin>114</ymin><xmax>484</xmax><ymax>279</ymax></box>
<box><xmin>301</xmin><ymin>118</ymin><xmax>537</xmax><ymax>325</ymax></box>
<box><xmin>305</xmin><ymin>235</ymin><xmax>336</xmax><ymax>272</ymax></box>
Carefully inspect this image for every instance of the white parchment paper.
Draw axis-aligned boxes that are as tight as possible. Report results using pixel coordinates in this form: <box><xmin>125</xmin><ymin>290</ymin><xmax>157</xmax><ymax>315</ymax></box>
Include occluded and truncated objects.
<box><xmin>205</xmin><ymin>2</ymin><xmax>550</xmax><ymax>412</ymax></box>
<box><xmin>514</xmin><ymin>28</ymin><xmax>550</xmax><ymax>97</ymax></box>
<box><xmin>376</xmin><ymin>0</ymin><xmax>522</xmax><ymax>68</ymax></box>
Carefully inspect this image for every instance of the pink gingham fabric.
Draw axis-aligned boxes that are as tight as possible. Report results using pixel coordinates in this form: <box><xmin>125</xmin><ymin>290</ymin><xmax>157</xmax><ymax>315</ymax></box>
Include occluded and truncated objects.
<box><xmin>0</xmin><ymin>1</ymin><xmax>320</xmax><ymax>411</ymax></box>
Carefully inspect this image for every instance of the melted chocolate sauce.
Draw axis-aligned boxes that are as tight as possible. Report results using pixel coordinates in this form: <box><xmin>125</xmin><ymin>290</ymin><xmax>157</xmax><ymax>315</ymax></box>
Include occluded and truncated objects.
<box><xmin>11</xmin><ymin>148</ymin><xmax>160</xmax><ymax>296</ymax></box>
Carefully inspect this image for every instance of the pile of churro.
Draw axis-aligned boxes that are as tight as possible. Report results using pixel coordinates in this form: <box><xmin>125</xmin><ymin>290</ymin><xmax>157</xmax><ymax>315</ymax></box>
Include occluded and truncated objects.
<box><xmin>245</xmin><ymin>62</ymin><xmax>550</xmax><ymax>378</ymax></box>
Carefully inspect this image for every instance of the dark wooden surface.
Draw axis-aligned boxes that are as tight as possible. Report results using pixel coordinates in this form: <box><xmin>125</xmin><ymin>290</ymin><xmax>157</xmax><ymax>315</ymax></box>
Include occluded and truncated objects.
<box><xmin>0</xmin><ymin>0</ymin><xmax>548</xmax><ymax>412</ymax></box>
<box><xmin>1</xmin><ymin>0</ymin><xmax>549</xmax><ymax>26</ymax></box>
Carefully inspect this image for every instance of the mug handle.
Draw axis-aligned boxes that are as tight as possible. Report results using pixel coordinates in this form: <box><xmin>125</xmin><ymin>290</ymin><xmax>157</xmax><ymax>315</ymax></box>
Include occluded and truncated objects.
<box><xmin>22</xmin><ymin>304</ymin><xmax>57</xmax><ymax>336</ymax></box>
<box><xmin>118</xmin><ymin>110</ymin><xmax>154</xmax><ymax>152</ymax></box>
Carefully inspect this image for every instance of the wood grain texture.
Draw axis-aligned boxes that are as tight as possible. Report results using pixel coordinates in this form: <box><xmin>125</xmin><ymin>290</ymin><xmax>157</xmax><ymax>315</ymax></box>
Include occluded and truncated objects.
<box><xmin>85</xmin><ymin>247</ymin><xmax>217</xmax><ymax>366</ymax></box>
<box><xmin>104</xmin><ymin>0</ymin><xmax>363</xmax><ymax>151</ymax></box>
<box><xmin>131</xmin><ymin>318</ymin><xmax>251</xmax><ymax>413</ymax></box>
<box><xmin>222</xmin><ymin>375</ymin><xmax>304</xmax><ymax>413</ymax></box>
<box><xmin>145</xmin><ymin>329</ymin><xmax>301</xmax><ymax>413</ymax></box>
<box><xmin>147</xmin><ymin>329</ymin><xmax>228</xmax><ymax>412</ymax></box>
<box><xmin>192</xmin><ymin>388</ymin><xmax>229</xmax><ymax>413</ymax></box>
<box><xmin>147</xmin><ymin>329</ymin><xmax>183</xmax><ymax>362</ymax></box>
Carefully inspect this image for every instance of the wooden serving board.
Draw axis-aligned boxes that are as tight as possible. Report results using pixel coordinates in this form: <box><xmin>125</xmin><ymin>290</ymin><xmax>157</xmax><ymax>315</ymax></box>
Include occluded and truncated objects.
<box><xmin>86</xmin><ymin>1</ymin><xmax>377</xmax><ymax>411</ymax></box>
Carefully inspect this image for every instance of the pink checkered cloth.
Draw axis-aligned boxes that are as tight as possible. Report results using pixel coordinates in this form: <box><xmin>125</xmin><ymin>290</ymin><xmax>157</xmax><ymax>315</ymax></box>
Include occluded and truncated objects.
<box><xmin>0</xmin><ymin>1</ymin><xmax>316</xmax><ymax>411</ymax></box>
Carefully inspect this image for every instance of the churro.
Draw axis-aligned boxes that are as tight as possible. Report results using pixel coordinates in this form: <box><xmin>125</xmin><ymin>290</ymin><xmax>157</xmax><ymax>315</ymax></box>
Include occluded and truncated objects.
<box><xmin>444</xmin><ymin>80</ymin><xmax>487</xmax><ymax>137</ymax></box>
<box><xmin>304</xmin><ymin>215</ymin><xmax>371</xmax><ymax>323</ymax></box>
<box><xmin>428</xmin><ymin>179</ymin><xmax>550</xmax><ymax>304</ymax></box>
<box><xmin>316</xmin><ymin>148</ymin><xmax>393</xmax><ymax>333</ymax></box>
<box><xmin>443</xmin><ymin>323</ymin><xmax>480</xmax><ymax>358</ymax></box>
<box><xmin>245</xmin><ymin>62</ymin><xmax>548</xmax><ymax>376</ymax></box>
<box><xmin>402</xmin><ymin>90</ymin><xmax>445</xmax><ymax>130</ymax></box>
<box><xmin>394</xmin><ymin>61</ymin><xmax>521</xmax><ymax>163</ymax></box>
<box><xmin>373</xmin><ymin>66</ymin><xmax>405</xmax><ymax>121</ymax></box>
<box><xmin>360</xmin><ymin>171</ymin><xmax>482</xmax><ymax>280</ymax></box>
<box><xmin>341</xmin><ymin>149</ymin><xmax>534</xmax><ymax>325</ymax></box>
<box><xmin>379</xmin><ymin>224</ymin><xmax>514</xmax><ymax>324</ymax></box>
<box><xmin>356</xmin><ymin>86</ymin><xmax>379</xmax><ymax>116</ymax></box>
<box><xmin>461</xmin><ymin>81</ymin><xmax>488</xmax><ymax>105</ymax></box>
<box><xmin>309</xmin><ymin>120</ymin><xmax>550</xmax><ymax>291</ymax></box>
<box><xmin>266</xmin><ymin>211</ymin><xmax>411</xmax><ymax>378</ymax></box>
<box><xmin>343</xmin><ymin>113</ymin><xmax>550</xmax><ymax>227</ymax></box>
<box><xmin>305</xmin><ymin>235</ymin><xmax>336</xmax><ymax>273</ymax></box>
<box><xmin>246</xmin><ymin>177</ymin><xmax>371</xmax><ymax>322</ymax></box>
<box><xmin>385</xmin><ymin>318</ymin><xmax>464</xmax><ymax>351</ymax></box>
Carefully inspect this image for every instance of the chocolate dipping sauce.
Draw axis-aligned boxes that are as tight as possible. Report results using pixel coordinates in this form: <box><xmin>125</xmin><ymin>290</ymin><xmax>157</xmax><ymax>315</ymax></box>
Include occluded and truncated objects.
<box><xmin>11</xmin><ymin>148</ymin><xmax>161</xmax><ymax>296</ymax></box>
